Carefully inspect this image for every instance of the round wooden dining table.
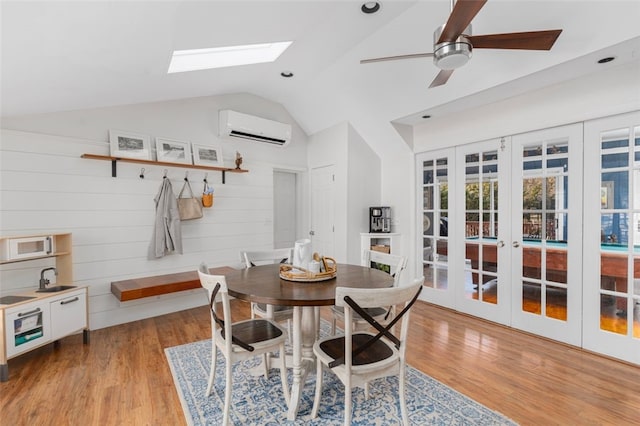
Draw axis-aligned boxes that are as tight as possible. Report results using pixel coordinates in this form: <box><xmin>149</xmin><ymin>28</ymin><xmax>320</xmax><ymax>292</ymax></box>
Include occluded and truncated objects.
<box><xmin>223</xmin><ymin>262</ymin><xmax>393</xmax><ymax>420</ymax></box>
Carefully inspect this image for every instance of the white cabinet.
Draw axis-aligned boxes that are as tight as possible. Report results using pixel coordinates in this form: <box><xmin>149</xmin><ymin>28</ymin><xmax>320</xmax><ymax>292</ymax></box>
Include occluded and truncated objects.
<box><xmin>50</xmin><ymin>289</ymin><xmax>87</xmax><ymax>341</ymax></box>
<box><xmin>360</xmin><ymin>233</ymin><xmax>401</xmax><ymax>265</ymax></box>
<box><xmin>4</xmin><ymin>300</ymin><xmax>51</xmax><ymax>358</ymax></box>
<box><xmin>0</xmin><ymin>233</ymin><xmax>88</xmax><ymax>382</ymax></box>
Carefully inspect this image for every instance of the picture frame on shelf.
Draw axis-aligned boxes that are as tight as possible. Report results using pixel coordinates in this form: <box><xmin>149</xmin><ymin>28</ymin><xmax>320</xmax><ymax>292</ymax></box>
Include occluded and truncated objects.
<box><xmin>109</xmin><ymin>130</ymin><xmax>152</xmax><ymax>160</ymax></box>
<box><xmin>192</xmin><ymin>144</ymin><xmax>224</xmax><ymax>167</ymax></box>
<box><xmin>155</xmin><ymin>137</ymin><xmax>192</xmax><ymax>164</ymax></box>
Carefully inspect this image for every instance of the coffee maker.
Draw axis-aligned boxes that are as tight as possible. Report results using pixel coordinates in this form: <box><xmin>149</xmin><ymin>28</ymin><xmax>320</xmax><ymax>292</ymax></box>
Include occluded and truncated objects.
<box><xmin>369</xmin><ymin>206</ymin><xmax>391</xmax><ymax>233</ymax></box>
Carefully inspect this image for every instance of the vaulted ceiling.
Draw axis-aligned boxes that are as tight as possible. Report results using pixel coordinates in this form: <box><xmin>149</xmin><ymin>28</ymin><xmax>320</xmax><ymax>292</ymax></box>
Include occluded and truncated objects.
<box><xmin>2</xmin><ymin>1</ymin><xmax>639</xmax><ymax>136</ymax></box>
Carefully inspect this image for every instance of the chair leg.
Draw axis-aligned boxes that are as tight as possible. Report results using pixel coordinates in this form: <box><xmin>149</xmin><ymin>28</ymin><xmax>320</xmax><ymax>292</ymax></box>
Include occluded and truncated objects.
<box><xmin>311</xmin><ymin>358</ymin><xmax>323</xmax><ymax>418</ymax></box>
<box><xmin>364</xmin><ymin>382</ymin><xmax>369</xmax><ymax>399</ymax></box>
<box><xmin>331</xmin><ymin>316</ymin><xmax>336</xmax><ymax>335</ymax></box>
<box><xmin>399</xmin><ymin>363</ymin><xmax>409</xmax><ymax>426</ymax></box>
<box><xmin>343</xmin><ymin>382</ymin><xmax>352</xmax><ymax>426</ymax></box>
<box><xmin>206</xmin><ymin>343</ymin><xmax>217</xmax><ymax>397</ymax></box>
<box><xmin>262</xmin><ymin>353</ymin><xmax>269</xmax><ymax>379</ymax></box>
<box><xmin>278</xmin><ymin>343</ymin><xmax>291</xmax><ymax>406</ymax></box>
<box><xmin>223</xmin><ymin>361</ymin><xmax>233</xmax><ymax>426</ymax></box>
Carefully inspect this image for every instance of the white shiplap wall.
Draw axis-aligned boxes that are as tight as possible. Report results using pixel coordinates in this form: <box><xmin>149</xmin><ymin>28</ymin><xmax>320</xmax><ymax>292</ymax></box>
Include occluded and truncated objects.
<box><xmin>0</xmin><ymin>95</ymin><xmax>309</xmax><ymax>329</ymax></box>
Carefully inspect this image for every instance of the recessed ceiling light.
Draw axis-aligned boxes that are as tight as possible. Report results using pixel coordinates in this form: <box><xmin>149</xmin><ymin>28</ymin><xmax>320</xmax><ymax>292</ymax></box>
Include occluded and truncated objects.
<box><xmin>361</xmin><ymin>2</ymin><xmax>381</xmax><ymax>14</ymax></box>
<box><xmin>280</xmin><ymin>71</ymin><xmax>294</xmax><ymax>78</ymax></box>
<box><xmin>167</xmin><ymin>41</ymin><xmax>293</xmax><ymax>73</ymax></box>
<box><xmin>597</xmin><ymin>56</ymin><xmax>616</xmax><ymax>64</ymax></box>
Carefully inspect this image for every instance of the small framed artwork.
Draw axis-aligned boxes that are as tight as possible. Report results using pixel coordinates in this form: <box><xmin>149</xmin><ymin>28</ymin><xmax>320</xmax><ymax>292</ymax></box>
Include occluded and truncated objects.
<box><xmin>155</xmin><ymin>137</ymin><xmax>192</xmax><ymax>164</ymax></box>
<box><xmin>109</xmin><ymin>130</ymin><xmax>152</xmax><ymax>160</ymax></box>
<box><xmin>192</xmin><ymin>144</ymin><xmax>224</xmax><ymax>167</ymax></box>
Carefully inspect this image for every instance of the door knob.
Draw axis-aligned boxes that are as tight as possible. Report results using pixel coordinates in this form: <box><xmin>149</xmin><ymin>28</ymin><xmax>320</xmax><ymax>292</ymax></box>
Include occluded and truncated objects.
<box><xmin>497</xmin><ymin>240</ymin><xmax>505</xmax><ymax>248</ymax></box>
<box><xmin>309</xmin><ymin>230</ymin><xmax>315</xmax><ymax>236</ymax></box>
<box><xmin>512</xmin><ymin>241</ymin><xmax>520</xmax><ymax>248</ymax></box>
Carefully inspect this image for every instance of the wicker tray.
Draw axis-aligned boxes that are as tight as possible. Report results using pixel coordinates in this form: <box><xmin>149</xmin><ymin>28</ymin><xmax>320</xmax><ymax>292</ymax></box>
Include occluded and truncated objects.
<box><xmin>279</xmin><ymin>257</ymin><xmax>337</xmax><ymax>282</ymax></box>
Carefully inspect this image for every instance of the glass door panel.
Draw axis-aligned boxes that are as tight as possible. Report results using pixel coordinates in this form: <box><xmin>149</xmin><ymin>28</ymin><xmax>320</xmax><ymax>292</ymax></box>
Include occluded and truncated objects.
<box><xmin>456</xmin><ymin>139</ymin><xmax>510</xmax><ymax>325</ymax></box>
<box><xmin>417</xmin><ymin>149</ymin><xmax>456</xmax><ymax>308</ymax></box>
<box><xmin>512</xmin><ymin>124</ymin><xmax>582</xmax><ymax>346</ymax></box>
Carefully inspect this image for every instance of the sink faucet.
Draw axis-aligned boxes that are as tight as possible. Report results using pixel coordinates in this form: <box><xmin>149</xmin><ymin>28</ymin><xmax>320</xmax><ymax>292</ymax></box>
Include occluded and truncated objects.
<box><xmin>39</xmin><ymin>267</ymin><xmax>57</xmax><ymax>289</ymax></box>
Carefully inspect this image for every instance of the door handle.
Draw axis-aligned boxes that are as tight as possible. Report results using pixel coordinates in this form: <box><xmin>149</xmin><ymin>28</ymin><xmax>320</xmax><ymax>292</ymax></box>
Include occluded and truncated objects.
<box><xmin>497</xmin><ymin>240</ymin><xmax>505</xmax><ymax>248</ymax></box>
<box><xmin>512</xmin><ymin>241</ymin><xmax>520</xmax><ymax>248</ymax></box>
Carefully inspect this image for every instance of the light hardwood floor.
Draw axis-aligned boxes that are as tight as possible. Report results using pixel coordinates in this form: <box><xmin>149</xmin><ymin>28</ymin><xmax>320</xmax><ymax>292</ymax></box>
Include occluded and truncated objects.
<box><xmin>1</xmin><ymin>299</ymin><xmax>638</xmax><ymax>425</ymax></box>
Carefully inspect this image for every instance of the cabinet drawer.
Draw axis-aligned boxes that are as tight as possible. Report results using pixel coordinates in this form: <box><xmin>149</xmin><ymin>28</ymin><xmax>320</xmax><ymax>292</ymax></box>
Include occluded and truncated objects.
<box><xmin>5</xmin><ymin>301</ymin><xmax>51</xmax><ymax>358</ymax></box>
<box><xmin>50</xmin><ymin>289</ymin><xmax>87</xmax><ymax>341</ymax></box>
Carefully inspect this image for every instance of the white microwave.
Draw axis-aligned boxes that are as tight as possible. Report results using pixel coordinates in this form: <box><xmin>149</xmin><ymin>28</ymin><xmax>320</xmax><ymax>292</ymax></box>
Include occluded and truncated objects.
<box><xmin>1</xmin><ymin>236</ymin><xmax>54</xmax><ymax>261</ymax></box>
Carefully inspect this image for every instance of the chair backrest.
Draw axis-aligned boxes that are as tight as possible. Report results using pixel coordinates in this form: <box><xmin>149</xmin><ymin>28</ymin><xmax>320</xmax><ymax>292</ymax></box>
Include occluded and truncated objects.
<box><xmin>334</xmin><ymin>277</ymin><xmax>423</xmax><ymax>369</ymax></box>
<box><xmin>362</xmin><ymin>250</ymin><xmax>408</xmax><ymax>286</ymax></box>
<box><xmin>197</xmin><ymin>263</ymin><xmax>234</xmax><ymax>351</ymax></box>
<box><xmin>241</xmin><ymin>248</ymin><xmax>293</xmax><ymax>268</ymax></box>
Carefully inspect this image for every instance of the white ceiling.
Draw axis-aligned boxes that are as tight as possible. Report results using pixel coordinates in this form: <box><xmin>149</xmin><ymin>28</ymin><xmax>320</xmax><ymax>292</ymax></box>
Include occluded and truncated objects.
<box><xmin>2</xmin><ymin>1</ymin><xmax>640</xmax><ymax>135</ymax></box>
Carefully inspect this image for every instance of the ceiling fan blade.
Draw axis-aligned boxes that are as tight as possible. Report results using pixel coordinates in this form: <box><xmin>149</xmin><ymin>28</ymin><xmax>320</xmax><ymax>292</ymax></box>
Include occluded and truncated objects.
<box><xmin>438</xmin><ymin>0</ymin><xmax>488</xmax><ymax>44</ymax></box>
<box><xmin>360</xmin><ymin>52</ymin><xmax>434</xmax><ymax>64</ymax></box>
<box><xmin>467</xmin><ymin>29</ymin><xmax>562</xmax><ymax>50</ymax></box>
<box><xmin>429</xmin><ymin>69</ymin><xmax>454</xmax><ymax>88</ymax></box>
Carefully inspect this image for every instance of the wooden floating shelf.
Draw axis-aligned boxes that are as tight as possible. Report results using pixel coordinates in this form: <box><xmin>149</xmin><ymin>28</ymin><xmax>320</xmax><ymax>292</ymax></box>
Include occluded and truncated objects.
<box><xmin>110</xmin><ymin>266</ymin><xmax>236</xmax><ymax>301</ymax></box>
<box><xmin>81</xmin><ymin>154</ymin><xmax>248</xmax><ymax>183</ymax></box>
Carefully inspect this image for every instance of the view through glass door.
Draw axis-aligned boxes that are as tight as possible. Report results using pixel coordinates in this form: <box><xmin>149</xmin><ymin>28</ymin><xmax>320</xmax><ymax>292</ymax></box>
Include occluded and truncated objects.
<box><xmin>455</xmin><ymin>139</ymin><xmax>510</xmax><ymax>325</ymax></box>
<box><xmin>511</xmin><ymin>124</ymin><xmax>583</xmax><ymax>345</ymax></box>
<box><xmin>417</xmin><ymin>149</ymin><xmax>455</xmax><ymax>308</ymax></box>
<box><xmin>583</xmin><ymin>112</ymin><xmax>640</xmax><ymax>364</ymax></box>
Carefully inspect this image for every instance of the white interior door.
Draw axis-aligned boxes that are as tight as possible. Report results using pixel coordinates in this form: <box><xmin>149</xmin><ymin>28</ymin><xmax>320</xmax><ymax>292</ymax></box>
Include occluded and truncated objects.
<box><xmin>274</xmin><ymin>170</ymin><xmax>297</xmax><ymax>249</ymax></box>
<box><xmin>583</xmin><ymin>111</ymin><xmax>640</xmax><ymax>364</ymax></box>
<box><xmin>455</xmin><ymin>138</ymin><xmax>511</xmax><ymax>325</ymax></box>
<box><xmin>511</xmin><ymin>124</ymin><xmax>583</xmax><ymax>346</ymax></box>
<box><xmin>310</xmin><ymin>165</ymin><xmax>335</xmax><ymax>256</ymax></box>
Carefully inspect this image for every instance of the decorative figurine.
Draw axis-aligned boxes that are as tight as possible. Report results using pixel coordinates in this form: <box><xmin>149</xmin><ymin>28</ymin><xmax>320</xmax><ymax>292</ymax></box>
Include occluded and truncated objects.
<box><xmin>235</xmin><ymin>151</ymin><xmax>243</xmax><ymax>169</ymax></box>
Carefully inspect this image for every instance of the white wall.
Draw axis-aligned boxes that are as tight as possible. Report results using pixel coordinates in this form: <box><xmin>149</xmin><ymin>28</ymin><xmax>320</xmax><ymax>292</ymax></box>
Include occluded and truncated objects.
<box><xmin>307</xmin><ymin>122</ymin><xmax>381</xmax><ymax>264</ymax></box>
<box><xmin>0</xmin><ymin>93</ymin><xmax>308</xmax><ymax>330</ymax></box>
<box><xmin>347</xmin><ymin>123</ymin><xmax>381</xmax><ymax>263</ymax></box>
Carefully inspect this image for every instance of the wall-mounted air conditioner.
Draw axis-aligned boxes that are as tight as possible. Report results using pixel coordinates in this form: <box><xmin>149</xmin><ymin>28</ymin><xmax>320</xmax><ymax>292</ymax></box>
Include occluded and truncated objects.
<box><xmin>219</xmin><ymin>110</ymin><xmax>292</xmax><ymax>147</ymax></box>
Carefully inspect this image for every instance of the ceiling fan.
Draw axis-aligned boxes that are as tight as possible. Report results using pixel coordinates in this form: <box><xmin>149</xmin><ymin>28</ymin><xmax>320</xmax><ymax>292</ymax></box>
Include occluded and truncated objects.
<box><xmin>361</xmin><ymin>0</ymin><xmax>562</xmax><ymax>88</ymax></box>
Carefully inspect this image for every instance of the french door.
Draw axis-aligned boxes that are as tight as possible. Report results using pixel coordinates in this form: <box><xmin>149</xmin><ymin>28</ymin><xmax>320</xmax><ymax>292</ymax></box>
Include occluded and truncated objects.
<box><xmin>583</xmin><ymin>111</ymin><xmax>640</xmax><ymax>364</ymax></box>
<box><xmin>417</xmin><ymin>125</ymin><xmax>583</xmax><ymax>345</ymax></box>
<box><xmin>454</xmin><ymin>139</ymin><xmax>511</xmax><ymax>325</ymax></box>
<box><xmin>510</xmin><ymin>124</ymin><xmax>583</xmax><ymax>345</ymax></box>
<box><xmin>417</xmin><ymin>148</ymin><xmax>456</xmax><ymax>308</ymax></box>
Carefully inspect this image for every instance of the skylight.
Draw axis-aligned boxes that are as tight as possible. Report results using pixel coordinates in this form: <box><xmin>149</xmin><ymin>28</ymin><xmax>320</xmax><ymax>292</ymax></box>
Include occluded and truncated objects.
<box><xmin>167</xmin><ymin>41</ymin><xmax>293</xmax><ymax>73</ymax></box>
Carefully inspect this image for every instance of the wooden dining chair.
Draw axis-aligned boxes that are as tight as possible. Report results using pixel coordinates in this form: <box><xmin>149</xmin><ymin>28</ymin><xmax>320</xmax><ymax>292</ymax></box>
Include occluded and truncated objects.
<box><xmin>311</xmin><ymin>278</ymin><xmax>423</xmax><ymax>426</ymax></box>
<box><xmin>241</xmin><ymin>249</ymin><xmax>295</xmax><ymax>338</ymax></box>
<box><xmin>330</xmin><ymin>250</ymin><xmax>408</xmax><ymax>334</ymax></box>
<box><xmin>197</xmin><ymin>263</ymin><xmax>290</xmax><ymax>426</ymax></box>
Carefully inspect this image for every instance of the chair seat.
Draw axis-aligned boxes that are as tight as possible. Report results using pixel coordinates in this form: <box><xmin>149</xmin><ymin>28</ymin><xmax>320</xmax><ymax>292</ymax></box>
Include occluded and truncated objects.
<box><xmin>215</xmin><ymin>318</ymin><xmax>287</xmax><ymax>352</ymax></box>
<box><xmin>317</xmin><ymin>333</ymin><xmax>394</xmax><ymax>366</ymax></box>
<box><xmin>331</xmin><ymin>305</ymin><xmax>388</xmax><ymax>320</ymax></box>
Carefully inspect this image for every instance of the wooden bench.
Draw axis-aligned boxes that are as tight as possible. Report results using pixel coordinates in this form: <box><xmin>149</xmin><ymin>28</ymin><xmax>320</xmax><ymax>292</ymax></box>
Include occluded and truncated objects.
<box><xmin>110</xmin><ymin>266</ymin><xmax>236</xmax><ymax>301</ymax></box>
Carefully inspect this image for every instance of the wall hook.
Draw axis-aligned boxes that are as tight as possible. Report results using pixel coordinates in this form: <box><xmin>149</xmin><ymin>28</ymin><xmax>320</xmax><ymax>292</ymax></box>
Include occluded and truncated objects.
<box><xmin>139</xmin><ymin>168</ymin><xmax>146</xmax><ymax>179</ymax></box>
<box><xmin>203</xmin><ymin>173</ymin><xmax>208</xmax><ymax>184</ymax></box>
<box><xmin>184</xmin><ymin>171</ymin><xmax>189</xmax><ymax>181</ymax></box>
<box><xmin>163</xmin><ymin>169</ymin><xmax>168</xmax><ymax>179</ymax></box>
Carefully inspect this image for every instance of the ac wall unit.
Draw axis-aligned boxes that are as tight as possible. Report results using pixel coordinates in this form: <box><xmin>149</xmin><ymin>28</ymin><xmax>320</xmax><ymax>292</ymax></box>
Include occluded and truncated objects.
<box><xmin>219</xmin><ymin>110</ymin><xmax>292</xmax><ymax>147</ymax></box>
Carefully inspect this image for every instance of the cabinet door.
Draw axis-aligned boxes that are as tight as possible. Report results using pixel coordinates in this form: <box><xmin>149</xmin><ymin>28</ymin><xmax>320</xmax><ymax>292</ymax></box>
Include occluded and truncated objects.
<box><xmin>5</xmin><ymin>301</ymin><xmax>51</xmax><ymax>358</ymax></box>
<box><xmin>50</xmin><ymin>290</ymin><xmax>87</xmax><ymax>341</ymax></box>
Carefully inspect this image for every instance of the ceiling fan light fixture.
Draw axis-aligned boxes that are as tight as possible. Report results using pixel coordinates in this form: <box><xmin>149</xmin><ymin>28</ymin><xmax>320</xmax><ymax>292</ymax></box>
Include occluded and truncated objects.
<box><xmin>433</xmin><ymin>23</ymin><xmax>472</xmax><ymax>70</ymax></box>
<box><xmin>434</xmin><ymin>42</ymin><xmax>472</xmax><ymax>69</ymax></box>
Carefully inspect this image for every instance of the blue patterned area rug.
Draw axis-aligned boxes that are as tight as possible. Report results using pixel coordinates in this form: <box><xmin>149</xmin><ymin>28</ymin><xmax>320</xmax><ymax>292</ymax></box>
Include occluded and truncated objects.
<box><xmin>165</xmin><ymin>322</ymin><xmax>517</xmax><ymax>426</ymax></box>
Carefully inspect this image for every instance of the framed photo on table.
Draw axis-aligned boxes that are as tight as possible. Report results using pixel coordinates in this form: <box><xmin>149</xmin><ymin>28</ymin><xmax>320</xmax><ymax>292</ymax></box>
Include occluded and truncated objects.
<box><xmin>155</xmin><ymin>137</ymin><xmax>192</xmax><ymax>164</ymax></box>
<box><xmin>192</xmin><ymin>144</ymin><xmax>224</xmax><ymax>167</ymax></box>
<box><xmin>109</xmin><ymin>130</ymin><xmax>152</xmax><ymax>160</ymax></box>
